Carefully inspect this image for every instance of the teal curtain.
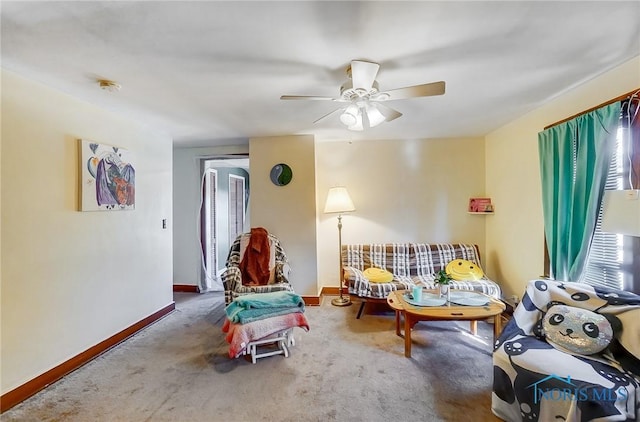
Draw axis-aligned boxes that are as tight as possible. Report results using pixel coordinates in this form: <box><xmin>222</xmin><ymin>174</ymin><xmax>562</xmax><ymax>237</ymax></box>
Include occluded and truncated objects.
<box><xmin>538</xmin><ymin>102</ymin><xmax>620</xmax><ymax>281</ymax></box>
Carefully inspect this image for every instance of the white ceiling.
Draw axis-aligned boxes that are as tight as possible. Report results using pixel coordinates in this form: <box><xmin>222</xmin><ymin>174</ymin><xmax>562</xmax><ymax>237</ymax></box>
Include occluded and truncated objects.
<box><xmin>2</xmin><ymin>1</ymin><xmax>639</xmax><ymax>148</ymax></box>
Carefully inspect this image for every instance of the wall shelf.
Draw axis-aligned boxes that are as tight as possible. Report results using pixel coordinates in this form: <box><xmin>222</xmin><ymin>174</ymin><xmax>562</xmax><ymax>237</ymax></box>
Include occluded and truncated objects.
<box><xmin>468</xmin><ymin>212</ymin><xmax>494</xmax><ymax>215</ymax></box>
<box><xmin>469</xmin><ymin>197</ymin><xmax>494</xmax><ymax>213</ymax></box>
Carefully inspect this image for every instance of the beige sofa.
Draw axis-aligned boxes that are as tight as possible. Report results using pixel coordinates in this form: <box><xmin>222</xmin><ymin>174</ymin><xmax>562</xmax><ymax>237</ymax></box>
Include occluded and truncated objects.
<box><xmin>341</xmin><ymin>243</ymin><xmax>501</xmax><ymax>318</ymax></box>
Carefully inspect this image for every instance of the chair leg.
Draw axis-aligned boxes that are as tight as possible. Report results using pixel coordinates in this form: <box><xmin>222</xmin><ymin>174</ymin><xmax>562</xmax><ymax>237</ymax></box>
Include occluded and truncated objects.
<box><xmin>356</xmin><ymin>301</ymin><xmax>366</xmax><ymax>319</ymax></box>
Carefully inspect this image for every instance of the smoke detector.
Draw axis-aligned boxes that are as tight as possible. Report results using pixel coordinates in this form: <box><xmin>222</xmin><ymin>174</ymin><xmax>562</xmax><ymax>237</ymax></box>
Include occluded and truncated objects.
<box><xmin>97</xmin><ymin>79</ymin><xmax>121</xmax><ymax>92</ymax></box>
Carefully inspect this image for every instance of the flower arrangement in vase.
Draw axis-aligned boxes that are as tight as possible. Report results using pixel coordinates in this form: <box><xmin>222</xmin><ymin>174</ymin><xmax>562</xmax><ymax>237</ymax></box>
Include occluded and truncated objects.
<box><xmin>434</xmin><ymin>269</ymin><xmax>453</xmax><ymax>301</ymax></box>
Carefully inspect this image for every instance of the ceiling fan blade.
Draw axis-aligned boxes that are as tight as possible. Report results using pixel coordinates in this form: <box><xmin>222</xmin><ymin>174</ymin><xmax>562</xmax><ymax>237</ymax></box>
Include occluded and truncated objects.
<box><xmin>313</xmin><ymin>107</ymin><xmax>343</xmax><ymax>124</ymax></box>
<box><xmin>350</xmin><ymin>60</ymin><xmax>380</xmax><ymax>92</ymax></box>
<box><xmin>376</xmin><ymin>103</ymin><xmax>403</xmax><ymax>122</ymax></box>
<box><xmin>280</xmin><ymin>95</ymin><xmax>337</xmax><ymax>101</ymax></box>
<box><xmin>382</xmin><ymin>81</ymin><xmax>445</xmax><ymax>100</ymax></box>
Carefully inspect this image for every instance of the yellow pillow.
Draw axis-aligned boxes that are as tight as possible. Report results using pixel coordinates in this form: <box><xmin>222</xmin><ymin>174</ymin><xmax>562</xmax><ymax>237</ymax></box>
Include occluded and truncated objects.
<box><xmin>445</xmin><ymin>259</ymin><xmax>484</xmax><ymax>281</ymax></box>
<box><xmin>363</xmin><ymin>267</ymin><xmax>394</xmax><ymax>283</ymax></box>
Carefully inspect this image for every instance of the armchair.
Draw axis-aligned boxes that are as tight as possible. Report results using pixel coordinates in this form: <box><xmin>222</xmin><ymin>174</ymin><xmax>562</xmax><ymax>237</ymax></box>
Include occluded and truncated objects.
<box><xmin>492</xmin><ymin>279</ymin><xmax>640</xmax><ymax>421</ymax></box>
<box><xmin>222</xmin><ymin>228</ymin><xmax>293</xmax><ymax>304</ymax></box>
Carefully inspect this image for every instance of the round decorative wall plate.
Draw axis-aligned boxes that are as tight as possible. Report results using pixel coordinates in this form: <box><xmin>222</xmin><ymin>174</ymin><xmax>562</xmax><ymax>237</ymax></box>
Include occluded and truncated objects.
<box><xmin>270</xmin><ymin>163</ymin><xmax>293</xmax><ymax>186</ymax></box>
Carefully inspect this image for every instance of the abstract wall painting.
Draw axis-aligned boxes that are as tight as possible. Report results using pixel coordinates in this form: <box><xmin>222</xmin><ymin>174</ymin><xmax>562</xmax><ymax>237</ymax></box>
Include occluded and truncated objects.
<box><xmin>80</xmin><ymin>139</ymin><xmax>135</xmax><ymax>211</ymax></box>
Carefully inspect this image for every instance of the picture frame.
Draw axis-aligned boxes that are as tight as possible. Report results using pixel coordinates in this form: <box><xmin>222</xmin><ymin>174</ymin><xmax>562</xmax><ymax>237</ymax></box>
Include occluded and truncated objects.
<box><xmin>79</xmin><ymin>139</ymin><xmax>135</xmax><ymax>211</ymax></box>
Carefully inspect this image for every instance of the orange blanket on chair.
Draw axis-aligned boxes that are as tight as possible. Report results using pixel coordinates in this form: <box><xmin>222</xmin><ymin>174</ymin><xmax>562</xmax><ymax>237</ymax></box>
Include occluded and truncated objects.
<box><xmin>239</xmin><ymin>227</ymin><xmax>271</xmax><ymax>286</ymax></box>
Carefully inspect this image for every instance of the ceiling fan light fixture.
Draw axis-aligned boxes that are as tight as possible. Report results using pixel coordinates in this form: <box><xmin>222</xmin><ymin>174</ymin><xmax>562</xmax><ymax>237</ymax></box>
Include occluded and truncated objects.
<box><xmin>280</xmin><ymin>59</ymin><xmax>445</xmax><ymax>130</ymax></box>
<box><xmin>347</xmin><ymin>117</ymin><xmax>364</xmax><ymax>132</ymax></box>
<box><xmin>365</xmin><ymin>103</ymin><xmax>386</xmax><ymax>128</ymax></box>
<box><xmin>348</xmin><ymin>112</ymin><xmax>364</xmax><ymax>131</ymax></box>
<box><xmin>340</xmin><ymin>104</ymin><xmax>359</xmax><ymax>127</ymax></box>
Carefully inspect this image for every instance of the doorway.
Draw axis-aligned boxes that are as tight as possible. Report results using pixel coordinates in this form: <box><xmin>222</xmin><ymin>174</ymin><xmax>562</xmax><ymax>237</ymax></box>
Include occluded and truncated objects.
<box><xmin>200</xmin><ymin>156</ymin><xmax>250</xmax><ymax>292</ymax></box>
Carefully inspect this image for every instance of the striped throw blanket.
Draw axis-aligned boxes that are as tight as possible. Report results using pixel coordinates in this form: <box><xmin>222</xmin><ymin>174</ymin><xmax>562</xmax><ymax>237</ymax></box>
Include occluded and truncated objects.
<box><xmin>222</xmin><ymin>312</ymin><xmax>310</xmax><ymax>358</ymax></box>
<box><xmin>225</xmin><ymin>291</ymin><xmax>305</xmax><ymax>324</ymax></box>
<box><xmin>342</xmin><ymin>243</ymin><xmax>501</xmax><ymax>299</ymax></box>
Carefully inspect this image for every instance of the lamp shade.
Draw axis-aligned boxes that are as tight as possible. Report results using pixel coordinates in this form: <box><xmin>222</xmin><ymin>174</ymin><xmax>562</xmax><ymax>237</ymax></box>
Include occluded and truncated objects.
<box><xmin>365</xmin><ymin>103</ymin><xmax>386</xmax><ymax>128</ymax></box>
<box><xmin>340</xmin><ymin>104</ymin><xmax>359</xmax><ymax>127</ymax></box>
<box><xmin>348</xmin><ymin>113</ymin><xmax>364</xmax><ymax>131</ymax></box>
<box><xmin>601</xmin><ymin>189</ymin><xmax>640</xmax><ymax>237</ymax></box>
<box><xmin>324</xmin><ymin>186</ymin><xmax>355</xmax><ymax>214</ymax></box>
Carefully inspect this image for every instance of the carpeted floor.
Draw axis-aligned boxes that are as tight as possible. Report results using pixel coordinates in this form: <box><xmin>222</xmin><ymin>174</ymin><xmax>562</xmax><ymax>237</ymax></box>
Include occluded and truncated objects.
<box><xmin>2</xmin><ymin>292</ymin><xmax>502</xmax><ymax>421</ymax></box>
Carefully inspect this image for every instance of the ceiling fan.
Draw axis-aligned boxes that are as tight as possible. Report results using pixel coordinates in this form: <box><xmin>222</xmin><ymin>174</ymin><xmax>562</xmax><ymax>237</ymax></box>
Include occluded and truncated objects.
<box><xmin>280</xmin><ymin>60</ymin><xmax>445</xmax><ymax>131</ymax></box>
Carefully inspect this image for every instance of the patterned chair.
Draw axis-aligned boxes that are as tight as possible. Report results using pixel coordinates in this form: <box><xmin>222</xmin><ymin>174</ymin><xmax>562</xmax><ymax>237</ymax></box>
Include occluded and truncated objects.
<box><xmin>222</xmin><ymin>228</ymin><xmax>293</xmax><ymax>305</ymax></box>
<box><xmin>492</xmin><ymin>279</ymin><xmax>640</xmax><ymax>421</ymax></box>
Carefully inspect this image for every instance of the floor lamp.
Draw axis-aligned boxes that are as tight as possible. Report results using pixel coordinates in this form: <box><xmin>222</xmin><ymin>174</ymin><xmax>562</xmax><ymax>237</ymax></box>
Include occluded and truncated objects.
<box><xmin>324</xmin><ymin>186</ymin><xmax>356</xmax><ymax>306</ymax></box>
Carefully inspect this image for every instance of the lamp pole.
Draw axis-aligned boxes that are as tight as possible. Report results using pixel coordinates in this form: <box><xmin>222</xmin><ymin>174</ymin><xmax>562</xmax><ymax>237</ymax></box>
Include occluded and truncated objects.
<box><xmin>324</xmin><ymin>186</ymin><xmax>355</xmax><ymax>307</ymax></box>
<box><xmin>332</xmin><ymin>214</ymin><xmax>351</xmax><ymax>306</ymax></box>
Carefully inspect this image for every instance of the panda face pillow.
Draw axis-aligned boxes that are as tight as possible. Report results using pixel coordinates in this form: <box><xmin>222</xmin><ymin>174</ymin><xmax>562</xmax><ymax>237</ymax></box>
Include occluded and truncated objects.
<box><xmin>542</xmin><ymin>305</ymin><xmax>613</xmax><ymax>355</ymax></box>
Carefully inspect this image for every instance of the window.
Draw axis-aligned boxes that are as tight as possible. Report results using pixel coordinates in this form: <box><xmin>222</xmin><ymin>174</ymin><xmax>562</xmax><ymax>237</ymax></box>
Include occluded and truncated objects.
<box><xmin>581</xmin><ymin>99</ymin><xmax>639</xmax><ymax>293</ymax></box>
<box><xmin>582</xmin><ymin>127</ymin><xmax>625</xmax><ymax>289</ymax></box>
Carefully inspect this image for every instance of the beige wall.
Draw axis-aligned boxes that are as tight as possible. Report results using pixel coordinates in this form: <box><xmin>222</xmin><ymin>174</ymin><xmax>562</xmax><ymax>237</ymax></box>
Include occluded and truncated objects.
<box><xmin>249</xmin><ymin>135</ymin><xmax>319</xmax><ymax>295</ymax></box>
<box><xmin>173</xmin><ymin>145</ymin><xmax>249</xmax><ymax>289</ymax></box>
<box><xmin>178</xmin><ymin>135</ymin><xmax>488</xmax><ymax>296</ymax></box>
<box><xmin>485</xmin><ymin>56</ymin><xmax>640</xmax><ymax>299</ymax></box>
<box><xmin>316</xmin><ymin>137</ymin><xmax>488</xmax><ymax>290</ymax></box>
<box><xmin>1</xmin><ymin>70</ymin><xmax>174</xmax><ymax>394</ymax></box>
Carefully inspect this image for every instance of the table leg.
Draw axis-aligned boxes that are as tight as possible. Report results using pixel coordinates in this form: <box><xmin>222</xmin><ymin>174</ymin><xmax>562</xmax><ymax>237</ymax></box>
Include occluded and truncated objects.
<box><xmin>395</xmin><ymin>310</ymin><xmax>401</xmax><ymax>336</ymax></box>
<box><xmin>404</xmin><ymin>314</ymin><xmax>412</xmax><ymax>358</ymax></box>
<box><xmin>493</xmin><ymin>314</ymin><xmax>502</xmax><ymax>341</ymax></box>
<box><xmin>470</xmin><ymin>320</ymin><xmax>478</xmax><ymax>336</ymax></box>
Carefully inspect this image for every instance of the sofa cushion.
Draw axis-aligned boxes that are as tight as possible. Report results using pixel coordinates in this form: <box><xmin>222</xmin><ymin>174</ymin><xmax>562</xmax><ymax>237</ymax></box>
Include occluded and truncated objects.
<box><xmin>343</xmin><ymin>244</ymin><xmax>412</xmax><ymax>276</ymax></box>
<box><xmin>343</xmin><ymin>266</ymin><xmax>413</xmax><ymax>299</ymax></box>
<box><xmin>411</xmin><ymin>243</ymin><xmax>482</xmax><ymax>277</ymax></box>
<box><xmin>543</xmin><ymin>304</ymin><xmax>613</xmax><ymax>355</ymax></box>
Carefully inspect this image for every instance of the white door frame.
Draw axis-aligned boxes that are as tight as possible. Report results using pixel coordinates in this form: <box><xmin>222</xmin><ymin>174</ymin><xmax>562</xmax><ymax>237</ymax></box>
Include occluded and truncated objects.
<box><xmin>203</xmin><ymin>168</ymin><xmax>220</xmax><ymax>291</ymax></box>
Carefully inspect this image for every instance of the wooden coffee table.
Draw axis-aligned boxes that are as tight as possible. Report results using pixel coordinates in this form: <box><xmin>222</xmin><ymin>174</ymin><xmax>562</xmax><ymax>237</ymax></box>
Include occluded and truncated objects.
<box><xmin>387</xmin><ymin>290</ymin><xmax>505</xmax><ymax>358</ymax></box>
